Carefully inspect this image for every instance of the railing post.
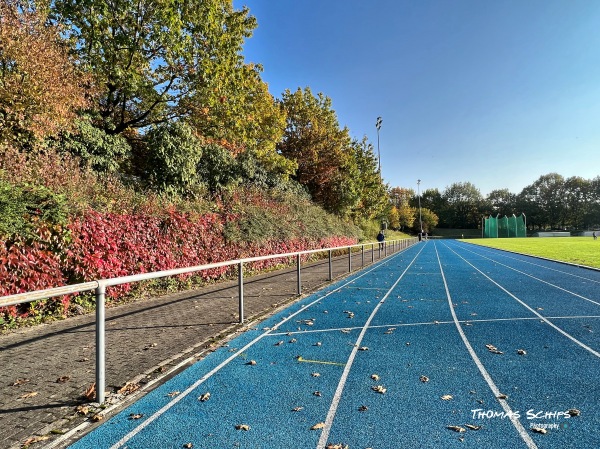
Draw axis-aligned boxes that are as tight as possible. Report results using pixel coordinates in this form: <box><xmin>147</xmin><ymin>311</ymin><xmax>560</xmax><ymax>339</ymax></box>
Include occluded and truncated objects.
<box><xmin>361</xmin><ymin>245</ymin><xmax>365</xmax><ymax>267</ymax></box>
<box><xmin>347</xmin><ymin>247</ymin><xmax>351</xmax><ymax>272</ymax></box>
<box><xmin>328</xmin><ymin>249</ymin><xmax>333</xmax><ymax>281</ymax></box>
<box><xmin>385</xmin><ymin>241</ymin><xmax>387</xmax><ymax>257</ymax></box>
<box><xmin>95</xmin><ymin>283</ymin><xmax>106</xmax><ymax>404</ymax></box>
<box><xmin>297</xmin><ymin>253</ymin><xmax>301</xmax><ymax>294</ymax></box>
<box><xmin>378</xmin><ymin>242</ymin><xmax>381</xmax><ymax>259</ymax></box>
<box><xmin>372</xmin><ymin>243</ymin><xmax>375</xmax><ymax>263</ymax></box>
<box><xmin>238</xmin><ymin>262</ymin><xmax>244</xmax><ymax>324</ymax></box>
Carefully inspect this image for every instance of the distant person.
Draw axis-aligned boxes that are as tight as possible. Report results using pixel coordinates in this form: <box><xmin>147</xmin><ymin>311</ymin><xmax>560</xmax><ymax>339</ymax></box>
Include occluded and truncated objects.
<box><xmin>377</xmin><ymin>230</ymin><xmax>385</xmax><ymax>249</ymax></box>
<box><xmin>594</xmin><ymin>231</ymin><xmax>597</xmax><ymax>240</ymax></box>
<box><xmin>418</xmin><ymin>232</ymin><xmax>422</xmax><ymax>242</ymax></box>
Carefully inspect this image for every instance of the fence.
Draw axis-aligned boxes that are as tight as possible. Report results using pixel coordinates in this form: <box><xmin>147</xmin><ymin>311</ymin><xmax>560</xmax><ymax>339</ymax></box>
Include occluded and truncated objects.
<box><xmin>0</xmin><ymin>237</ymin><xmax>417</xmax><ymax>403</ymax></box>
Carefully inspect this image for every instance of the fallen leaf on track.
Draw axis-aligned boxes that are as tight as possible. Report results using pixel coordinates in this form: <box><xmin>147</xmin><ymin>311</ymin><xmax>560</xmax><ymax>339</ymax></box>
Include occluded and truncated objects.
<box><xmin>235</xmin><ymin>424</ymin><xmax>250</xmax><ymax>431</ymax></box>
<box><xmin>465</xmin><ymin>424</ymin><xmax>481</xmax><ymax>430</ymax></box>
<box><xmin>199</xmin><ymin>392</ymin><xmax>211</xmax><ymax>402</ymax></box>
<box><xmin>56</xmin><ymin>376</ymin><xmax>70</xmax><ymax>383</ymax></box>
<box><xmin>447</xmin><ymin>425</ymin><xmax>466</xmax><ymax>433</ymax></box>
<box><xmin>128</xmin><ymin>413</ymin><xmax>144</xmax><ymax>420</ymax></box>
<box><xmin>441</xmin><ymin>395</ymin><xmax>453</xmax><ymax>400</ymax></box>
<box><xmin>292</xmin><ymin>406</ymin><xmax>304</xmax><ymax>412</ymax></box>
<box><xmin>371</xmin><ymin>374</ymin><xmax>380</xmax><ymax>381</ymax></box>
<box><xmin>311</xmin><ymin>422</ymin><xmax>325</xmax><ymax>430</ymax></box>
<box><xmin>531</xmin><ymin>427</ymin><xmax>547</xmax><ymax>434</ymax></box>
<box><xmin>167</xmin><ymin>391</ymin><xmax>180</xmax><ymax>397</ymax></box>
<box><xmin>371</xmin><ymin>385</ymin><xmax>387</xmax><ymax>394</ymax></box>
<box><xmin>420</xmin><ymin>375</ymin><xmax>429</xmax><ymax>383</ymax></box>
<box><xmin>358</xmin><ymin>405</ymin><xmax>369</xmax><ymax>412</ymax></box>
<box><xmin>517</xmin><ymin>349</ymin><xmax>527</xmax><ymax>355</ymax></box>
<box><xmin>568</xmin><ymin>408</ymin><xmax>581</xmax><ymax>416</ymax></box>
<box><xmin>12</xmin><ymin>378</ymin><xmax>30</xmax><ymax>386</ymax></box>
<box><xmin>19</xmin><ymin>391</ymin><xmax>38</xmax><ymax>399</ymax></box>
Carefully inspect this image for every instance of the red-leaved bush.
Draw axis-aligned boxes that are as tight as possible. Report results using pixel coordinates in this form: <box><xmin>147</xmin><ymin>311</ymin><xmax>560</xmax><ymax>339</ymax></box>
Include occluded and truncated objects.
<box><xmin>1</xmin><ymin>208</ymin><xmax>357</xmax><ymax>320</ymax></box>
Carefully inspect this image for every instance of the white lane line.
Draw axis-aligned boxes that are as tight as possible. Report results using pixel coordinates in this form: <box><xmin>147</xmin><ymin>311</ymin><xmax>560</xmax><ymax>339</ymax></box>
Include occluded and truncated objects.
<box><xmin>109</xmin><ymin>245</ymin><xmax>417</xmax><ymax>449</ymax></box>
<box><xmin>270</xmin><ymin>315</ymin><xmax>600</xmax><ymax>337</ymax></box>
<box><xmin>316</xmin><ymin>244</ymin><xmax>426</xmax><ymax>449</ymax></box>
<box><xmin>462</xmin><ymin>242</ymin><xmax>600</xmax><ymax>286</ymax></box>
<box><xmin>444</xmin><ymin>243</ymin><xmax>600</xmax><ymax>358</ymax></box>
<box><xmin>434</xmin><ymin>243</ymin><xmax>539</xmax><ymax>449</ymax></box>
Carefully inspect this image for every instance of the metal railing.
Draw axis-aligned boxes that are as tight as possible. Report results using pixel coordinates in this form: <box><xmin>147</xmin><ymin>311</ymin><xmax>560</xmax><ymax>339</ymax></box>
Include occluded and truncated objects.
<box><xmin>0</xmin><ymin>237</ymin><xmax>417</xmax><ymax>403</ymax></box>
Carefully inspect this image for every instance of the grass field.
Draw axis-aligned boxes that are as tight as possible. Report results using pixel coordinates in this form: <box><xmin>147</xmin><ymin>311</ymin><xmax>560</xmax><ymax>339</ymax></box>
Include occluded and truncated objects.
<box><xmin>467</xmin><ymin>236</ymin><xmax>600</xmax><ymax>268</ymax></box>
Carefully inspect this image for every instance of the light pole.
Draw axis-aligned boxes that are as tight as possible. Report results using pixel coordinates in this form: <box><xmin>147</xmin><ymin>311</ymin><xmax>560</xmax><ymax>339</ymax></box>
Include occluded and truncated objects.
<box><xmin>375</xmin><ymin>116</ymin><xmax>382</xmax><ymax>179</ymax></box>
<box><xmin>417</xmin><ymin>179</ymin><xmax>423</xmax><ymax>235</ymax></box>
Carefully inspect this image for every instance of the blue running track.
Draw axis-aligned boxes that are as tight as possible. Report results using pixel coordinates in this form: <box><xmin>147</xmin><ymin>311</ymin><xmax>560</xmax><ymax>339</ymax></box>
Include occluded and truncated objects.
<box><xmin>67</xmin><ymin>240</ymin><xmax>600</xmax><ymax>449</ymax></box>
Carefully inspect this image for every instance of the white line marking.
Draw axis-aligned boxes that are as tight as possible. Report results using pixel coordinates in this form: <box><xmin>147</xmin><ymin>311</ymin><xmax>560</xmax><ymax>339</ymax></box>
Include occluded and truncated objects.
<box><xmin>109</xmin><ymin>246</ymin><xmax>415</xmax><ymax>448</ymax></box>
<box><xmin>444</xmin><ymin>242</ymin><xmax>600</xmax><ymax>358</ymax></box>
<box><xmin>316</xmin><ymin>244</ymin><xmax>426</xmax><ymax>449</ymax></box>
<box><xmin>434</xmin><ymin>242</ymin><xmax>539</xmax><ymax>449</ymax></box>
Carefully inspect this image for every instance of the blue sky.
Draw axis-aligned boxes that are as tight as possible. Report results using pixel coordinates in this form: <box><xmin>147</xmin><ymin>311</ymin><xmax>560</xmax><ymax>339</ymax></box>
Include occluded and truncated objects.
<box><xmin>233</xmin><ymin>0</ymin><xmax>600</xmax><ymax>196</ymax></box>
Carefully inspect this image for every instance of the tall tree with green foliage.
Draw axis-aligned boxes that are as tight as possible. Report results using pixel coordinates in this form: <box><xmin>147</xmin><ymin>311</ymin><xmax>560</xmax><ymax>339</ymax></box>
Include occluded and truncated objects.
<box><xmin>51</xmin><ymin>0</ymin><xmax>256</xmax><ymax>136</ymax></box>
<box><xmin>442</xmin><ymin>182</ymin><xmax>484</xmax><ymax>228</ymax></box>
<box><xmin>277</xmin><ymin>87</ymin><xmax>355</xmax><ymax>215</ymax></box>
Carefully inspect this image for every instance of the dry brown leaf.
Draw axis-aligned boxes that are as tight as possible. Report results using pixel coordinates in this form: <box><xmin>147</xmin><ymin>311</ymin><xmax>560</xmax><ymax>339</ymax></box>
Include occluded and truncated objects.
<box><xmin>128</xmin><ymin>413</ymin><xmax>144</xmax><ymax>420</ymax></box>
<box><xmin>358</xmin><ymin>346</ymin><xmax>369</xmax><ymax>351</ymax></box>
<box><xmin>311</xmin><ymin>372</ymin><xmax>321</xmax><ymax>377</ymax></box>
<box><xmin>19</xmin><ymin>391</ymin><xmax>38</xmax><ymax>399</ymax></box>
<box><xmin>311</xmin><ymin>422</ymin><xmax>326</xmax><ymax>430</ymax></box>
<box><xmin>465</xmin><ymin>424</ymin><xmax>482</xmax><ymax>430</ymax></box>
<box><xmin>447</xmin><ymin>425</ymin><xmax>466</xmax><ymax>433</ymax></box>
<box><xmin>371</xmin><ymin>385</ymin><xmax>387</xmax><ymax>394</ymax></box>
<box><xmin>289</xmin><ymin>338</ymin><xmax>298</xmax><ymax>343</ymax></box>
<box><xmin>567</xmin><ymin>408</ymin><xmax>581</xmax><ymax>416</ymax></box>
<box><xmin>531</xmin><ymin>427</ymin><xmax>547</xmax><ymax>434</ymax></box>
<box><xmin>90</xmin><ymin>414</ymin><xmax>103</xmax><ymax>422</ymax></box>
<box><xmin>12</xmin><ymin>378</ymin><xmax>30</xmax><ymax>386</ymax></box>
<box><xmin>167</xmin><ymin>391</ymin><xmax>180</xmax><ymax>397</ymax></box>
<box><xmin>313</xmin><ymin>391</ymin><xmax>322</xmax><ymax>397</ymax></box>
<box><xmin>326</xmin><ymin>444</ymin><xmax>349</xmax><ymax>449</ymax></box>
<box><xmin>118</xmin><ymin>382</ymin><xmax>140</xmax><ymax>395</ymax></box>
<box><xmin>274</xmin><ymin>341</ymin><xmax>284</xmax><ymax>346</ymax></box>
<box><xmin>22</xmin><ymin>435</ymin><xmax>50</xmax><ymax>446</ymax></box>
<box><xmin>83</xmin><ymin>383</ymin><xmax>96</xmax><ymax>401</ymax></box>
<box><xmin>517</xmin><ymin>349</ymin><xmax>527</xmax><ymax>355</ymax></box>
<box><xmin>371</xmin><ymin>374</ymin><xmax>380</xmax><ymax>381</ymax></box>
<box><xmin>441</xmin><ymin>395</ymin><xmax>453</xmax><ymax>400</ymax></box>
<box><xmin>497</xmin><ymin>393</ymin><xmax>508</xmax><ymax>399</ymax></box>
<box><xmin>420</xmin><ymin>375</ymin><xmax>429</xmax><ymax>383</ymax></box>
<box><xmin>56</xmin><ymin>376</ymin><xmax>70</xmax><ymax>383</ymax></box>
<box><xmin>199</xmin><ymin>392</ymin><xmax>211</xmax><ymax>402</ymax></box>
<box><xmin>183</xmin><ymin>443</ymin><xmax>193</xmax><ymax>448</ymax></box>
<box><xmin>235</xmin><ymin>424</ymin><xmax>250</xmax><ymax>431</ymax></box>
<box><xmin>246</xmin><ymin>360</ymin><xmax>257</xmax><ymax>366</ymax></box>
<box><xmin>358</xmin><ymin>405</ymin><xmax>369</xmax><ymax>412</ymax></box>
<box><xmin>292</xmin><ymin>406</ymin><xmax>304</xmax><ymax>412</ymax></box>
<box><xmin>76</xmin><ymin>405</ymin><xmax>90</xmax><ymax>415</ymax></box>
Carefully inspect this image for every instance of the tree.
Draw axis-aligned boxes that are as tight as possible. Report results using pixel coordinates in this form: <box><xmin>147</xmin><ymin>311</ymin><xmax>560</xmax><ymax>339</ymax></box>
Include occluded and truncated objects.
<box><xmin>51</xmin><ymin>0</ymin><xmax>256</xmax><ymax>135</ymax></box>
<box><xmin>0</xmin><ymin>1</ymin><xmax>89</xmax><ymax>145</ymax></box>
<box><xmin>442</xmin><ymin>182</ymin><xmax>484</xmax><ymax>228</ymax></box>
<box><xmin>188</xmin><ymin>62</ymin><xmax>294</xmax><ymax>178</ymax></box>
<box><xmin>413</xmin><ymin>208</ymin><xmax>438</xmax><ymax>233</ymax></box>
<box><xmin>349</xmin><ymin>138</ymin><xmax>388</xmax><ymax>220</ymax></box>
<box><xmin>486</xmin><ymin>188</ymin><xmax>517</xmax><ymax>217</ymax></box>
<box><xmin>518</xmin><ymin>173</ymin><xmax>565</xmax><ymax>229</ymax></box>
<box><xmin>145</xmin><ymin>121</ymin><xmax>203</xmax><ymax>194</ymax></box>
<box><xmin>277</xmin><ymin>87</ymin><xmax>356</xmax><ymax>215</ymax></box>
<box><xmin>389</xmin><ymin>187</ymin><xmax>415</xmax><ymax>231</ymax></box>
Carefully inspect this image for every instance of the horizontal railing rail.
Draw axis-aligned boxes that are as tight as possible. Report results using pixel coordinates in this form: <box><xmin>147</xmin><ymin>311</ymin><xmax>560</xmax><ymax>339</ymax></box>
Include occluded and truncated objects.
<box><xmin>0</xmin><ymin>238</ymin><xmax>418</xmax><ymax>403</ymax></box>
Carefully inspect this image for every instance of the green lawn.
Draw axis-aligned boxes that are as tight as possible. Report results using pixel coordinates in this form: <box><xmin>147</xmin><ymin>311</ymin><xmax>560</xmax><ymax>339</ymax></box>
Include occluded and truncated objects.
<box><xmin>466</xmin><ymin>237</ymin><xmax>600</xmax><ymax>269</ymax></box>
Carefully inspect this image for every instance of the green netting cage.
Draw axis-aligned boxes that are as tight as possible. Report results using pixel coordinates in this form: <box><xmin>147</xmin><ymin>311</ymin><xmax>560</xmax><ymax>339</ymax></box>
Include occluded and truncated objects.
<box><xmin>483</xmin><ymin>213</ymin><xmax>526</xmax><ymax>238</ymax></box>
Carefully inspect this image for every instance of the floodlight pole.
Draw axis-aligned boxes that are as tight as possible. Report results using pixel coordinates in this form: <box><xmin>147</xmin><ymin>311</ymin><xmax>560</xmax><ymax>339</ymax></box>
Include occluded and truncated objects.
<box><xmin>376</xmin><ymin>117</ymin><xmax>382</xmax><ymax>181</ymax></box>
<box><xmin>417</xmin><ymin>179</ymin><xmax>423</xmax><ymax>235</ymax></box>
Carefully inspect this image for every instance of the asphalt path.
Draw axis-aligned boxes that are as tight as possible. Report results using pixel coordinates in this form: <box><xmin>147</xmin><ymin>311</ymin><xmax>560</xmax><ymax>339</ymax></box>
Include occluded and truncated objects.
<box><xmin>66</xmin><ymin>240</ymin><xmax>600</xmax><ymax>449</ymax></box>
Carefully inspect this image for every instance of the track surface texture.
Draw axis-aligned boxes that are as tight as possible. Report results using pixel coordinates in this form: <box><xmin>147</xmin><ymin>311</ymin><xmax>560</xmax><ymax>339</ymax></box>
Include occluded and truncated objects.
<box><xmin>67</xmin><ymin>240</ymin><xmax>600</xmax><ymax>449</ymax></box>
